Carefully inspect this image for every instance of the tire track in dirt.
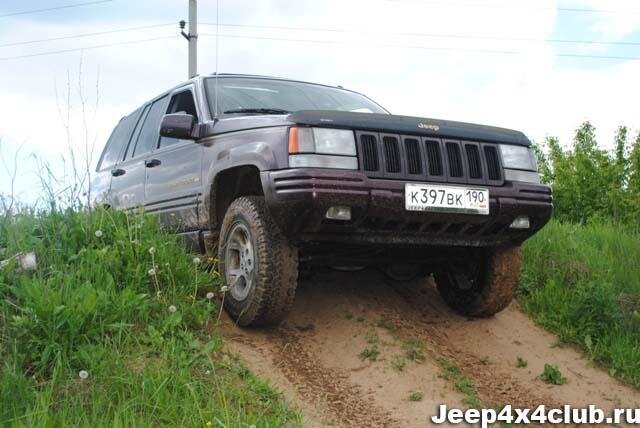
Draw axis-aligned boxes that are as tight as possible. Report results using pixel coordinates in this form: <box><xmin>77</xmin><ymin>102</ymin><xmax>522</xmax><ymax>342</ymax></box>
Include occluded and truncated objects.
<box><xmin>384</xmin><ymin>281</ymin><xmax>557</xmax><ymax>409</ymax></box>
<box><xmin>223</xmin><ymin>268</ymin><xmax>640</xmax><ymax>427</ymax></box>
<box><xmin>224</xmin><ymin>326</ymin><xmax>398</xmax><ymax>427</ymax></box>
<box><xmin>270</xmin><ymin>328</ymin><xmax>398</xmax><ymax>427</ymax></box>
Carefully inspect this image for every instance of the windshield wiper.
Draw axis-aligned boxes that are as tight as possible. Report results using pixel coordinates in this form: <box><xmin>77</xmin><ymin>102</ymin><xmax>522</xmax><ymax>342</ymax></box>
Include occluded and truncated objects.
<box><xmin>223</xmin><ymin>108</ymin><xmax>291</xmax><ymax>115</ymax></box>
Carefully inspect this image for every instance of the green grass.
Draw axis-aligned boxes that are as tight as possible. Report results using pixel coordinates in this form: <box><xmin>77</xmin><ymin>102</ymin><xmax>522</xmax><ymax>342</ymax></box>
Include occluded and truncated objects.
<box><xmin>539</xmin><ymin>363</ymin><xmax>567</xmax><ymax>385</ymax></box>
<box><xmin>520</xmin><ymin>219</ymin><xmax>640</xmax><ymax>387</ymax></box>
<box><xmin>359</xmin><ymin>345</ymin><xmax>380</xmax><ymax>362</ymax></box>
<box><xmin>437</xmin><ymin>359</ymin><xmax>482</xmax><ymax>408</ymax></box>
<box><xmin>408</xmin><ymin>391</ymin><xmax>424</xmax><ymax>401</ymax></box>
<box><xmin>0</xmin><ymin>208</ymin><xmax>299</xmax><ymax>426</ymax></box>
<box><xmin>402</xmin><ymin>338</ymin><xmax>425</xmax><ymax>363</ymax></box>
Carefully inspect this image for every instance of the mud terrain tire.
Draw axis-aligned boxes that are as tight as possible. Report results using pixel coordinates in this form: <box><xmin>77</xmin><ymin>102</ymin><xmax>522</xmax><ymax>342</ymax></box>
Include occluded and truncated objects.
<box><xmin>434</xmin><ymin>245</ymin><xmax>522</xmax><ymax>317</ymax></box>
<box><xmin>218</xmin><ymin>196</ymin><xmax>298</xmax><ymax>326</ymax></box>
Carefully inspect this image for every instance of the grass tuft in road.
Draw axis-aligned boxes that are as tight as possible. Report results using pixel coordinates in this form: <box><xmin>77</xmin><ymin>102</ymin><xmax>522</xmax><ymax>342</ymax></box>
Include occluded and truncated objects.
<box><xmin>540</xmin><ymin>364</ymin><xmax>568</xmax><ymax>385</ymax></box>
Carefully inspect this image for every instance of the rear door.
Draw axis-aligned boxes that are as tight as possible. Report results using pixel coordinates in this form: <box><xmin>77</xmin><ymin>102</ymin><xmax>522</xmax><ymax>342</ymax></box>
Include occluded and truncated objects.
<box><xmin>143</xmin><ymin>86</ymin><xmax>203</xmax><ymax>230</ymax></box>
<box><xmin>110</xmin><ymin>95</ymin><xmax>169</xmax><ymax>210</ymax></box>
<box><xmin>93</xmin><ymin>108</ymin><xmax>142</xmax><ymax>208</ymax></box>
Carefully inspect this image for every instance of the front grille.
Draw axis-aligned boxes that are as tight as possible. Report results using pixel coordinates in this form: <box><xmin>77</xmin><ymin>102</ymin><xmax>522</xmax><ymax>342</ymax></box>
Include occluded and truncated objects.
<box><xmin>382</xmin><ymin>136</ymin><xmax>401</xmax><ymax>173</ymax></box>
<box><xmin>484</xmin><ymin>146</ymin><xmax>501</xmax><ymax>180</ymax></box>
<box><xmin>446</xmin><ymin>142</ymin><xmax>463</xmax><ymax>177</ymax></box>
<box><xmin>404</xmin><ymin>138</ymin><xmax>422</xmax><ymax>174</ymax></box>
<box><xmin>357</xmin><ymin>131</ymin><xmax>503</xmax><ymax>184</ymax></box>
<box><xmin>425</xmin><ymin>139</ymin><xmax>443</xmax><ymax>176</ymax></box>
<box><xmin>361</xmin><ymin>134</ymin><xmax>379</xmax><ymax>171</ymax></box>
<box><xmin>465</xmin><ymin>144</ymin><xmax>482</xmax><ymax>179</ymax></box>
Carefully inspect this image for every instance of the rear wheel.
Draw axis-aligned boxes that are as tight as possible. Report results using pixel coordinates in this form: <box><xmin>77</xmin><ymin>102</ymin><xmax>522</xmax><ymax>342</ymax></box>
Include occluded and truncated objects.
<box><xmin>218</xmin><ymin>196</ymin><xmax>298</xmax><ymax>326</ymax></box>
<box><xmin>434</xmin><ymin>245</ymin><xmax>522</xmax><ymax>317</ymax></box>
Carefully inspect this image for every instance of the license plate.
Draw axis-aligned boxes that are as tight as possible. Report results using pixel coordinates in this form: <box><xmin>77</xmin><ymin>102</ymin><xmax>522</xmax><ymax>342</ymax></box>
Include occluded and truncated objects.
<box><xmin>405</xmin><ymin>183</ymin><xmax>489</xmax><ymax>215</ymax></box>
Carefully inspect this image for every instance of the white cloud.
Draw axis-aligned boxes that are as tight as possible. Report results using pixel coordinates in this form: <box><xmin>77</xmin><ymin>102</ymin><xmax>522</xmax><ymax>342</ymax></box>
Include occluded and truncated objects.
<box><xmin>0</xmin><ymin>0</ymin><xmax>638</xmax><ymax>202</ymax></box>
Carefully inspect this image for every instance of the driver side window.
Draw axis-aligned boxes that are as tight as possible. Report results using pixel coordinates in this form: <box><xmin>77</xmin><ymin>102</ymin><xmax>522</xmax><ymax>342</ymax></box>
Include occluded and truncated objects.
<box><xmin>159</xmin><ymin>89</ymin><xmax>198</xmax><ymax>148</ymax></box>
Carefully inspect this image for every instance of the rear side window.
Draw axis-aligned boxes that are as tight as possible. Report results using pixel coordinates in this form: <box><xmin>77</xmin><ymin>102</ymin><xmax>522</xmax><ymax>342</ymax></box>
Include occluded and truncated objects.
<box><xmin>159</xmin><ymin>89</ymin><xmax>198</xmax><ymax>148</ymax></box>
<box><xmin>123</xmin><ymin>104</ymin><xmax>150</xmax><ymax>160</ymax></box>
<box><xmin>131</xmin><ymin>95</ymin><xmax>170</xmax><ymax>158</ymax></box>
<box><xmin>97</xmin><ymin>109</ymin><xmax>141</xmax><ymax>170</ymax></box>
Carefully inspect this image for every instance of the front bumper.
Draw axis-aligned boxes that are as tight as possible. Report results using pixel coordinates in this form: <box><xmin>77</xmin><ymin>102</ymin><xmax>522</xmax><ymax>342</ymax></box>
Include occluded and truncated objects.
<box><xmin>262</xmin><ymin>168</ymin><xmax>552</xmax><ymax>247</ymax></box>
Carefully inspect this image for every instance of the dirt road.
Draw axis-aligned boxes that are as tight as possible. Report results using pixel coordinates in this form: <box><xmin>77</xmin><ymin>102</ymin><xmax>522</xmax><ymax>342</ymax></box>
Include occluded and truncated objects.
<box><xmin>222</xmin><ymin>268</ymin><xmax>640</xmax><ymax>427</ymax></box>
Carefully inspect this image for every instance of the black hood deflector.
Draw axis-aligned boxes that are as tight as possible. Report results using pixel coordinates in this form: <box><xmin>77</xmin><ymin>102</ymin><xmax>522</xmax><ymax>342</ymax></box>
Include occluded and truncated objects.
<box><xmin>288</xmin><ymin>110</ymin><xmax>530</xmax><ymax>146</ymax></box>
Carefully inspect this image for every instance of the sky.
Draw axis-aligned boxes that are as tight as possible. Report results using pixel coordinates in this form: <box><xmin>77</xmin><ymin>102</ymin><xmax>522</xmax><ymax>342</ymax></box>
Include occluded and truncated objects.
<box><xmin>1</xmin><ymin>0</ymin><xmax>640</xmax><ymax>203</ymax></box>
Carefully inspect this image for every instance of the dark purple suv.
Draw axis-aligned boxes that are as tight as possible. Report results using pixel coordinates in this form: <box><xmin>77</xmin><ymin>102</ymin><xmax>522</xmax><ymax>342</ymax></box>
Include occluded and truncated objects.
<box><xmin>92</xmin><ymin>74</ymin><xmax>552</xmax><ymax>326</ymax></box>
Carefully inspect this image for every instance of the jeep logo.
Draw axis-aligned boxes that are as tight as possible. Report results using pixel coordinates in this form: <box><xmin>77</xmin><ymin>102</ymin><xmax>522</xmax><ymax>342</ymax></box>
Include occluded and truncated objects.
<box><xmin>418</xmin><ymin>123</ymin><xmax>440</xmax><ymax>131</ymax></box>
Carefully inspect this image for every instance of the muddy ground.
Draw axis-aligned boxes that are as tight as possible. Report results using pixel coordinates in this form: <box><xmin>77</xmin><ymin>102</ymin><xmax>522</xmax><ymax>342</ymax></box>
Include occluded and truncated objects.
<box><xmin>221</xmin><ymin>268</ymin><xmax>640</xmax><ymax>427</ymax></box>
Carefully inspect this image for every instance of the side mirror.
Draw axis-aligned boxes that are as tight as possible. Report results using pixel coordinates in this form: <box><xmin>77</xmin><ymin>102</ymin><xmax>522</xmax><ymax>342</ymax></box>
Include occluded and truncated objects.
<box><xmin>159</xmin><ymin>113</ymin><xmax>196</xmax><ymax>139</ymax></box>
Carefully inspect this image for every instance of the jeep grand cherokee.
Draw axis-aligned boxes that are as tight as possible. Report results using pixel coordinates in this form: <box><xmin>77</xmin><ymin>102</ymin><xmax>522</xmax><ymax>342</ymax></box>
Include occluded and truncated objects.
<box><xmin>92</xmin><ymin>74</ymin><xmax>552</xmax><ymax>326</ymax></box>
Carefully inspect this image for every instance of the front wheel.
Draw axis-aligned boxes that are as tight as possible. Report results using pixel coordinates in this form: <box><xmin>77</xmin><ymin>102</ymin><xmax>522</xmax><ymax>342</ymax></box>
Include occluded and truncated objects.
<box><xmin>218</xmin><ymin>196</ymin><xmax>298</xmax><ymax>326</ymax></box>
<box><xmin>434</xmin><ymin>245</ymin><xmax>522</xmax><ymax>317</ymax></box>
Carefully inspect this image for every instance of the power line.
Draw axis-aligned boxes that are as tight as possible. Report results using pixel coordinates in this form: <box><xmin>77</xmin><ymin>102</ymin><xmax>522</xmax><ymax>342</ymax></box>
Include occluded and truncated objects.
<box><xmin>2</xmin><ymin>30</ymin><xmax>636</xmax><ymax>63</ymax></box>
<box><xmin>384</xmin><ymin>0</ymin><xmax>640</xmax><ymax>15</ymax></box>
<box><xmin>0</xmin><ymin>23</ymin><xmax>174</xmax><ymax>48</ymax></box>
<box><xmin>4</xmin><ymin>20</ymin><xmax>638</xmax><ymax>50</ymax></box>
<box><xmin>199</xmin><ymin>33</ymin><xmax>640</xmax><ymax>61</ymax></box>
<box><xmin>0</xmin><ymin>36</ymin><xmax>176</xmax><ymax>61</ymax></box>
<box><xmin>0</xmin><ymin>0</ymin><xmax>112</xmax><ymax>18</ymax></box>
<box><xmin>2</xmin><ymin>19</ymin><xmax>638</xmax><ymax>52</ymax></box>
<box><xmin>198</xmin><ymin>22</ymin><xmax>640</xmax><ymax>48</ymax></box>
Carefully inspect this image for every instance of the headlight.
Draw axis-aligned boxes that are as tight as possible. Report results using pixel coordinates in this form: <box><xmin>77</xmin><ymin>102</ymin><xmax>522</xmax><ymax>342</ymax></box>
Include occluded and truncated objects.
<box><xmin>289</xmin><ymin>127</ymin><xmax>356</xmax><ymax>156</ymax></box>
<box><xmin>288</xmin><ymin>127</ymin><xmax>357</xmax><ymax>169</ymax></box>
<box><xmin>499</xmin><ymin>145</ymin><xmax>537</xmax><ymax>171</ymax></box>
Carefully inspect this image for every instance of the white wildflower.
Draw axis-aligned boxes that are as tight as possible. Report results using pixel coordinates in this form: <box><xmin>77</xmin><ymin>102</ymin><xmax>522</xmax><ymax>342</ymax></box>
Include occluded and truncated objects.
<box><xmin>148</xmin><ymin>247</ymin><xmax>156</xmax><ymax>255</ymax></box>
<box><xmin>20</xmin><ymin>253</ymin><xmax>37</xmax><ymax>270</ymax></box>
<box><xmin>168</xmin><ymin>305</ymin><xmax>177</xmax><ymax>313</ymax></box>
<box><xmin>148</xmin><ymin>268</ymin><xmax>156</xmax><ymax>276</ymax></box>
<box><xmin>193</xmin><ymin>257</ymin><xmax>201</xmax><ymax>265</ymax></box>
<box><xmin>94</xmin><ymin>230</ymin><xmax>103</xmax><ymax>238</ymax></box>
<box><xmin>206</xmin><ymin>292</ymin><xmax>215</xmax><ymax>300</ymax></box>
<box><xmin>220</xmin><ymin>285</ymin><xmax>229</xmax><ymax>293</ymax></box>
<box><xmin>205</xmin><ymin>370</ymin><xmax>211</xmax><ymax>375</ymax></box>
<box><xmin>78</xmin><ymin>370</ymin><xmax>89</xmax><ymax>380</ymax></box>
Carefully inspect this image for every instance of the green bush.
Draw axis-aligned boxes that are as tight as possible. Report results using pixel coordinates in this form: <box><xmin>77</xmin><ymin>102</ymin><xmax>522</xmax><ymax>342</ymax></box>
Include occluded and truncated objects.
<box><xmin>535</xmin><ymin>122</ymin><xmax>640</xmax><ymax>224</ymax></box>
<box><xmin>0</xmin><ymin>208</ymin><xmax>298</xmax><ymax>426</ymax></box>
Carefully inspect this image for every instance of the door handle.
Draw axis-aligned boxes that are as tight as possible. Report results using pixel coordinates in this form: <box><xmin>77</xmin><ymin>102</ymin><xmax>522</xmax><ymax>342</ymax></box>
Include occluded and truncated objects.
<box><xmin>145</xmin><ymin>158</ymin><xmax>162</xmax><ymax>168</ymax></box>
<box><xmin>111</xmin><ymin>168</ymin><xmax>126</xmax><ymax>177</ymax></box>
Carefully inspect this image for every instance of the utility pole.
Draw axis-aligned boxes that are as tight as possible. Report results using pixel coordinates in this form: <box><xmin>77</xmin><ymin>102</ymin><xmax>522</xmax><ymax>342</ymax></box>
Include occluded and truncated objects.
<box><xmin>180</xmin><ymin>0</ymin><xmax>198</xmax><ymax>79</ymax></box>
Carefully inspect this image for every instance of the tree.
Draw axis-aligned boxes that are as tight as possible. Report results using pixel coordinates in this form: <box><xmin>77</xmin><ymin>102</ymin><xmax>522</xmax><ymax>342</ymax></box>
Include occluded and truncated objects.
<box><xmin>538</xmin><ymin>122</ymin><xmax>635</xmax><ymax>224</ymax></box>
<box><xmin>628</xmin><ymin>131</ymin><xmax>640</xmax><ymax>222</ymax></box>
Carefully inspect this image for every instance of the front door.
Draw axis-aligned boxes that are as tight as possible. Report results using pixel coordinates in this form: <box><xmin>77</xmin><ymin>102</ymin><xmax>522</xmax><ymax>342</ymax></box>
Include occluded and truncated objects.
<box><xmin>143</xmin><ymin>86</ymin><xmax>204</xmax><ymax>231</ymax></box>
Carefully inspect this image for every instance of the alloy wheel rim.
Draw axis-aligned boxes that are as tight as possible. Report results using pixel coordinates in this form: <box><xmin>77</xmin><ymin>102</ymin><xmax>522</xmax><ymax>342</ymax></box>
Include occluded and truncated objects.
<box><xmin>224</xmin><ymin>222</ymin><xmax>255</xmax><ymax>301</ymax></box>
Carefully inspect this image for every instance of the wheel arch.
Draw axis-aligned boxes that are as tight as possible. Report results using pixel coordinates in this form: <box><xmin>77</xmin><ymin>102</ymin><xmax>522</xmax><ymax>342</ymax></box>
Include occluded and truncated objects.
<box><xmin>207</xmin><ymin>164</ymin><xmax>266</xmax><ymax>230</ymax></box>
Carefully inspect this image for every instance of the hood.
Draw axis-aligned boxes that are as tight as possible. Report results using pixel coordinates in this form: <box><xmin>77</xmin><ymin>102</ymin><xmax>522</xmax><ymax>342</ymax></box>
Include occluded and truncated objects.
<box><xmin>287</xmin><ymin>110</ymin><xmax>531</xmax><ymax>146</ymax></box>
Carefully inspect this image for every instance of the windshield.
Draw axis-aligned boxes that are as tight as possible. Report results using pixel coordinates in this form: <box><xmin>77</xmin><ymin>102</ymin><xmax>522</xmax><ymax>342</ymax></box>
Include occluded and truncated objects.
<box><xmin>204</xmin><ymin>77</ymin><xmax>388</xmax><ymax>116</ymax></box>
